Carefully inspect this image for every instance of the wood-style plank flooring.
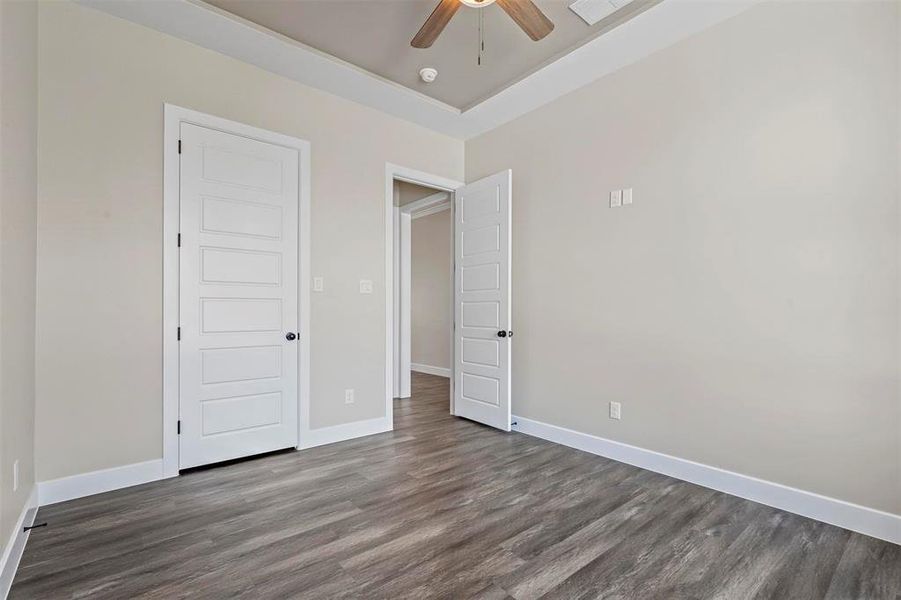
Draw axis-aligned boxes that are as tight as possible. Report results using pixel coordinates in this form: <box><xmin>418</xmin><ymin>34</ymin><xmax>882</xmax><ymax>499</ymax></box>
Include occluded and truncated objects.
<box><xmin>11</xmin><ymin>373</ymin><xmax>901</xmax><ymax>599</ymax></box>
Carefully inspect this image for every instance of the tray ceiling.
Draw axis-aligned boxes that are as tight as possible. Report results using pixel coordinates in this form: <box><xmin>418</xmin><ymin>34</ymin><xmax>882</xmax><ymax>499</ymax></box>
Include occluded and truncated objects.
<box><xmin>203</xmin><ymin>0</ymin><xmax>660</xmax><ymax>109</ymax></box>
<box><xmin>78</xmin><ymin>0</ymin><xmax>758</xmax><ymax>138</ymax></box>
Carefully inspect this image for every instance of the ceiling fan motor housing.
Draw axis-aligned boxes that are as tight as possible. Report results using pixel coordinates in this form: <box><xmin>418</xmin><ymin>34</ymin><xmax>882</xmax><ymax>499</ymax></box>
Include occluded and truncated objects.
<box><xmin>412</xmin><ymin>0</ymin><xmax>554</xmax><ymax>48</ymax></box>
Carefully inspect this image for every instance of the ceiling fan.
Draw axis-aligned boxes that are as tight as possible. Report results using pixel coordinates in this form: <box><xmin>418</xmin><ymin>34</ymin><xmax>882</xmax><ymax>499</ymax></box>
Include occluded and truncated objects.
<box><xmin>411</xmin><ymin>0</ymin><xmax>554</xmax><ymax>48</ymax></box>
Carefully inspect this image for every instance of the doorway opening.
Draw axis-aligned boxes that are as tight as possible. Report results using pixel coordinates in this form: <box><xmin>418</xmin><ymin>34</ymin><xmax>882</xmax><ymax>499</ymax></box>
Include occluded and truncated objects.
<box><xmin>394</xmin><ymin>179</ymin><xmax>453</xmax><ymax>400</ymax></box>
<box><xmin>385</xmin><ymin>165</ymin><xmax>462</xmax><ymax>421</ymax></box>
<box><xmin>384</xmin><ymin>164</ymin><xmax>513</xmax><ymax>432</ymax></box>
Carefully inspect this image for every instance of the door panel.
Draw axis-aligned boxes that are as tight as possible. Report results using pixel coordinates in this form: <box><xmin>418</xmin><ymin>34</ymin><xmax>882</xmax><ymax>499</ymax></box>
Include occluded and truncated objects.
<box><xmin>454</xmin><ymin>170</ymin><xmax>512</xmax><ymax>431</ymax></box>
<box><xmin>180</xmin><ymin>123</ymin><xmax>299</xmax><ymax>469</ymax></box>
<box><xmin>201</xmin><ymin>197</ymin><xmax>283</xmax><ymax>239</ymax></box>
<box><xmin>200</xmin><ymin>346</ymin><xmax>282</xmax><ymax>385</ymax></box>
<box><xmin>200</xmin><ymin>247</ymin><xmax>281</xmax><ymax>285</ymax></box>
<box><xmin>200</xmin><ymin>298</ymin><xmax>282</xmax><ymax>333</ymax></box>
<box><xmin>201</xmin><ymin>392</ymin><xmax>282</xmax><ymax>436</ymax></box>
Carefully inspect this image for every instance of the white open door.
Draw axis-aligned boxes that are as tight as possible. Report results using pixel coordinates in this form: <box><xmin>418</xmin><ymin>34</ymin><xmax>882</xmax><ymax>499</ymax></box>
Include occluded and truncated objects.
<box><xmin>179</xmin><ymin>123</ymin><xmax>299</xmax><ymax>469</ymax></box>
<box><xmin>454</xmin><ymin>170</ymin><xmax>512</xmax><ymax>431</ymax></box>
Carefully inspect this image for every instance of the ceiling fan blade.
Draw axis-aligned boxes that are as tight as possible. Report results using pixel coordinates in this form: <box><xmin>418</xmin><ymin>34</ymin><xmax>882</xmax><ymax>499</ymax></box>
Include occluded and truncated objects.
<box><xmin>411</xmin><ymin>0</ymin><xmax>462</xmax><ymax>48</ymax></box>
<box><xmin>496</xmin><ymin>0</ymin><xmax>554</xmax><ymax>41</ymax></box>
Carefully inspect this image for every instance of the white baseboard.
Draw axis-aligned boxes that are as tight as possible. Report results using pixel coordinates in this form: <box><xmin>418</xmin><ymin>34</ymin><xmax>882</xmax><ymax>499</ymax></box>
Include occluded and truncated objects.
<box><xmin>512</xmin><ymin>415</ymin><xmax>901</xmax><ymax>546</ymax></box>
<box><xmin>35</xmin><ymin>417</ymin><xmax>394</xmax><ymax>507</ymax></box>
<box><xmin>38</xmin><ymin>459</ymin><xmax>163</xmax><ymax>507</ymax></box>
<box><xmin>411</xmin><ymin>363</ymin><xmax>451</xmax><ymax>378</ymax></box>
<box><xmin>0</xmin><ymin>486</ymin><xmax>38</xmax><ymax>599</ymax></box>
<box><xmin>300</xmin><ymin>416</ymin><xmax>393</xmax><ymax>449</ymax></box>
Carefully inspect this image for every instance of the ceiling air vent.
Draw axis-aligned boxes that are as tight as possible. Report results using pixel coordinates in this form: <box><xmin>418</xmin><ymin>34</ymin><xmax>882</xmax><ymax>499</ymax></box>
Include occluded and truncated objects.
<box><xmin>569</xmin><ymin>0</ymin><xmax>633</xmax><ymax>26</ymax></box>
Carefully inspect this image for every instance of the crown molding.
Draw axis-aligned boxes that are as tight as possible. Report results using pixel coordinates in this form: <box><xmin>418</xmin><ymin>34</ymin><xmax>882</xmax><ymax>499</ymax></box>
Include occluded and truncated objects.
<box><xmin>76</xmin><ymin>0</ymin><xmax>759</xmax><ymax>140</ymax></box>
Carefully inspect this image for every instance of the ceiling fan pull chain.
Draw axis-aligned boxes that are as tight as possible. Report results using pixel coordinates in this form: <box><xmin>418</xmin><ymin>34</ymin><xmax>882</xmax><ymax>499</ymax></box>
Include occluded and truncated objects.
<box><xmin>478</xmin><ymin>7</ymin><xmax>484</xmax><ymax>66</ymax></box>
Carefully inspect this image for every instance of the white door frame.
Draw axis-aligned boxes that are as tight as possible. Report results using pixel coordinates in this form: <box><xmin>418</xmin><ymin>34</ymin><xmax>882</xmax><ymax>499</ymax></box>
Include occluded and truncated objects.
<box><xmin>163</xmin><ymin>104</ymin><xmax>311</xmax><ymax>478</ymax></box>
<box><xmin>385</xmin><ymin>164</ymin><xmax>463</xmax><ymax>421</ymax></box>
<box><xmin>396</xmin><ymin>192</ymin><xmax>451</xmax><ymax>398</ymax></box>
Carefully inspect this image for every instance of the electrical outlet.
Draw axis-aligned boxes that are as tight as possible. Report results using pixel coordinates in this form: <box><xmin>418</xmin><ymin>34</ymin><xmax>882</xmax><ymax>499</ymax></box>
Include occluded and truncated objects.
<box><xmin>313</xmin><ymin>277</ymin><xmax>324</xmax><ymax>292</ymax></box>
<box><xmin>609</xmin><ymin>401</ymin><xmax>622</xmax><ymax>420</ymax></box>
<box><xmin>345</xmin><ymin>389</ymin><xmax>355</xmax><ymax>404</ymax></box>
<box><xmin>359</xmin><ymin>280</ymin><xmax>373</xmax><ymax>294</ymax></box>
<box><xmin>13</xmin><ymin>460</ymin><xmax>19</xmax><ymax>492</ymax></box>
<box><xmin>610</xmin><ymin>190</ymin><xmax>622</xmax><ymax>208</ymax></box>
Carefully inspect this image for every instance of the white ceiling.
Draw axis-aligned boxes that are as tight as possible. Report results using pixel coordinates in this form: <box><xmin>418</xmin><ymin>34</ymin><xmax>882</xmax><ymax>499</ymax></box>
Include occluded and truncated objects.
<box><xmin>77</xmin><ymin>0</ymin><xmax>759</xmax><ymax>139</ymax></box>
<box><xmin>202</xmin><ymin>0</ymin><xmax>660</xmax><ymax>109</ymax></box>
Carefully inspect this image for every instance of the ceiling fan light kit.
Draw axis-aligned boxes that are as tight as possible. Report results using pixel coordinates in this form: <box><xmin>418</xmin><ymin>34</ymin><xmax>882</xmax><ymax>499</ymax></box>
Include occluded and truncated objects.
<box><xmin>411</xmin><ymin>0</ymin><xmax>554</xmax><ymax>49</ymax></box>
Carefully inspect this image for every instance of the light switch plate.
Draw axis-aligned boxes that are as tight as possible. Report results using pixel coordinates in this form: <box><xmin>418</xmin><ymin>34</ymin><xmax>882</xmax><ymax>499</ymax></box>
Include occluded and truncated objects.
<box><xmin>610</xmin><ymin>190</ymin><xmax>623</xmax><ymax>208</ymax></box>
<box><xmin>313</xmin><ymin>277</ymin><xmax>324</xmax><ymax>292</ymax></box>
<box><xmin>345</xmin><ymin>389</ymin><xmax>355</xmax><ymax>404</ymax></box>
<box><xmin>622</xmin><ymin>188</ymin><xmax>633</xmax><ymax>205</ymax></box>
<box><xmin>359</xmin><ymin>280</ymin><xmax>373</xmax><ymax>294</ymax></box>
<box><xmin>609</xmin><ymin>401</ymin><xmax>622</xmax><ymax>420</ymax></box>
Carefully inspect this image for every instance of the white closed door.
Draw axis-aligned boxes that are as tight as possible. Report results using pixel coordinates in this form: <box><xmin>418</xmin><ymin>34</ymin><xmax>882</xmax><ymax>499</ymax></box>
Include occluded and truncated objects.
<box><xmin>179</xmin><ymin>123</ymin><xmax>299</xmax><ymax>469</ymax></box>
<box><xmin>454</xmin><ymin>170</ymin><xmax>512</xmax><ymax>431</ymax></box>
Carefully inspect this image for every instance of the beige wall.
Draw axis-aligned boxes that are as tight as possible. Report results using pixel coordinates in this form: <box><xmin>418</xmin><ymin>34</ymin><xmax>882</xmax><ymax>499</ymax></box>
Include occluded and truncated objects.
<box><xmin>0</xmin><ymin>0</ymin><xmax>38</xmax><ymax>549</ymax></box>
<box><xmin>23</xmin><ymin>0</ymin><xmax>901</xmax><ymax>518</ymax></box>
<box><xmin>35</xmin><ymin>0</ymin><xmax>463</xmax><ymax>482</ymax></box>
<box><xmin>412</xmin><ymin>210</ymin><xmax>451</xmax><ymax>371</ymax></box>
<box><xmin>467</xmin><ymin>1</ymin><xmax>901</xmax><ymax>515</ymax></box>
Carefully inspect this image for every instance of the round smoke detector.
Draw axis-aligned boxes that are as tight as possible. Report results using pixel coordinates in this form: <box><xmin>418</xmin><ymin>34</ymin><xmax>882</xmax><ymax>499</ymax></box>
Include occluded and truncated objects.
<box><xmin>419</xmin><ymin>67</ymin><xmax>438</xmax><ymax>83</ymax></box>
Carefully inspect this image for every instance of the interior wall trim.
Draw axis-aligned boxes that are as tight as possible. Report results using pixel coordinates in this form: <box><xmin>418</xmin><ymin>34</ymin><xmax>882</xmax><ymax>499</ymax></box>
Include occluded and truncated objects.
<box><xmin>298</xmin><ymin>416</ymin><xmax>393</xmax><ymax>450</ymax></box>
<box><xmin>411</xmin><ymin>363</ymin><xmax>452</xmax><ymax>378</ymax></box>
<box><xmin>512</xmin><ymin>415</ymin><xmax>901</xmax><ymax>546</ymax></box>
<box><xmin>37</xmin><ymin>460</ymin><xmax>164</xmax><ymax>507</ymax></box>
<box><xmin>34</xmin><ymin>416</ymin><xmax>393</xmax><ymax>509</ymax></box>
<box><xmin>0</xmin><ymin>487</ymin><xmax>38</xmax><ymax>600</ymax></box>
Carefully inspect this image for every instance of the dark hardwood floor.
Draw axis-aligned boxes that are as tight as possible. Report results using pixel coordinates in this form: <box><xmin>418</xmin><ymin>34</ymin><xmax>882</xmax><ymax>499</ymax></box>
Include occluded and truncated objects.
<box><xmin>11</xmin><ymin>373</ymin><xmax>901</xmax><ymax>599</ymax></box>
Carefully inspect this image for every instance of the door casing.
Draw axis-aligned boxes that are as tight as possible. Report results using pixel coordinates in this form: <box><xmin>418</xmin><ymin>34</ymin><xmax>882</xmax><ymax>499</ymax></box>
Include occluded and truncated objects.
<box><xmin>385</xmin><ymin>164</ymin><xmax>463</xmax><ymax>419</ymax></box>
<box><xmin>163</xmin><ymin>104</ymin><xmax>311</xmax><ymax>478</ymax></box>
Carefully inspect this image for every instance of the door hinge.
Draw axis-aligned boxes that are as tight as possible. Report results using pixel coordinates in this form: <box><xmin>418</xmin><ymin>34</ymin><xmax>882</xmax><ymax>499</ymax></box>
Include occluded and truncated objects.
<box><xmin>177</xmin><ymin>420</ymin><xmax>181</xmax><ymax>435</ymax></box>
<box><xmin>178</xmin><ymin>139</ymin><xmax>182</xmax><ymax>154</ymax></box>
<box><xmin>177</xmin><ymin>326</ymin><xmax>181</xmax><ymax>341</ymax></box>
<box><xmin>177</xmin><ymin>233</ymin><xmax>181</xmax><ymax>247</ymax></box>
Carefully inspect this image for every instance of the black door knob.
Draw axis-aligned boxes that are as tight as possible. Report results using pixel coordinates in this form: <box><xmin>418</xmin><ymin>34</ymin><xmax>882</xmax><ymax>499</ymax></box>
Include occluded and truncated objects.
<box><xmin>286</xmin><ymin>332</ymin><xmax>297</xmax><ymax>341</ymax></box>
<box><xmin>497</xmin><ymin>330</ymin><xmax>507</xmax><ymax>338</ymax></box>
